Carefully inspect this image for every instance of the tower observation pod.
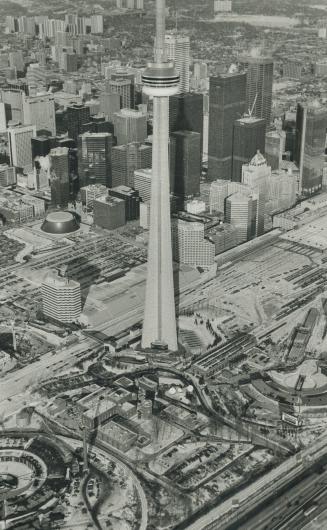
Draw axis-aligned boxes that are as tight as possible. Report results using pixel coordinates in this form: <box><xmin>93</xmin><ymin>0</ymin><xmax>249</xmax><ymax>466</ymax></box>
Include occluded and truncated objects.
<box><xmin>141</xmin><ymin>0</ymin><xmax>179</xmax><ymax>351</ymax></box>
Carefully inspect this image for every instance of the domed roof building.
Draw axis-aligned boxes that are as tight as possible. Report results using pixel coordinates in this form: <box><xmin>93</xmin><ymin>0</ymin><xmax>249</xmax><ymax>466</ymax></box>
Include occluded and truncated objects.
<box><xmin>41</xmin><ymin>211</ymin><xmax>80</xmax><ymax>235</ymax></box>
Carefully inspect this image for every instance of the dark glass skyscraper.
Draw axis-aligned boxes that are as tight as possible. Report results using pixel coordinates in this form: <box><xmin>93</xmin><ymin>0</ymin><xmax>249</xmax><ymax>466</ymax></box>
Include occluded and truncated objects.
<box><xmin>169</xmin><ymin>93</ymin><xmax>203</xmax><ymax>152</ymax></box>
<box><xmin>208</xmin><ymin>73</ymin><xmax>246</xmax><ymax>181</ymax></box>
<box><xmin>78</xmin><ymin>132</ymin><xmax>113</xmax><ymax>187</ymax></box>
<box><xmin>239</xmin><ymin>55</ymin><xmax>273</xmax><ymax>126</ymax></box>
<box><xmin>294</xmin><ymin>101</ymin><xmax>327</xmax><ymax>196</ymax></box>
<box><xmin>170</xmin><ymin>130</ymin><xmax>201</xmax><ymax>198</ymax></box>
<box><xmin>232</xmin><ymin>116</ymin><xmax>266</xmax><ymax>182</ymax></box>
<box><xmin>67</xmin><ymin>104</ymin><xmax>91</xmax><ymax>142</ymax></box>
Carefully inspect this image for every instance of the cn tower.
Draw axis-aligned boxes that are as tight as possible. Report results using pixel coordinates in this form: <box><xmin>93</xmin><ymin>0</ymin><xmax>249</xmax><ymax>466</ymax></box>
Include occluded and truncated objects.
<box><xmin>141</xmin><ymin>0</ymin><xmax>179</xmax><ymax>351</ymax></box>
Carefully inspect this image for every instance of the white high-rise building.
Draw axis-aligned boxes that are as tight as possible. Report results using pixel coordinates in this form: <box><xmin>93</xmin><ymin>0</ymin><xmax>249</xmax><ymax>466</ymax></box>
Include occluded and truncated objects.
<box><xmin>91</xmin><ymin>15</ymin><xmax>104</xmax><ymax>34</ymax></box>
<box><xmin>242</xmin><ymin>151</ymin><xmax>270</xmax><ymax>236</ymax></box>
<box><xmin>42</xmin><ymin>270</ymin><xmax>82</xmax><ymax>323</ymax></box>
<box><xmin>141</xmin><ymin>0</ymin><xmax>180</xmax><ymax>351</ymax></box>
<box><xmin>225</xmin><ymin>193</ymin><xmax>257</xmax><ymax>242</ymax></box>
<box><xmin>113</xmin><ymin>109</ymin><xmax>147</xmax><ymax>145</ymax></box>
<box><xmin>0</xmin><ymin>102</ymin><xmax>6</xmax><ymax>132</ymax></box>
<box><xmin>165</xmin><ymin>33</ymin><xmax>190</xmax><ymax>93</ymax></box>
<box><xmin>22</xmin><ymin>93</ymin><xmax>56</xmax><ymax>136</ymax></box>
<box><xmin>172</xmin><ymin>220</ymin><xmax>215</xmax><ymax>268</ymax></box>
<box><xmin>134</xmin><ymin>168</ymin><xmax>152</xmax><ymax>202</ymax></box>
<box><xmin>8</xmin><ymin>124</ymin><xmax>36</xmax><ymax>171</ymax></box>
<box><xmin>214</xmin><ymin>0</ymin><xmax>232</xmax><ymax>13</ymax></box>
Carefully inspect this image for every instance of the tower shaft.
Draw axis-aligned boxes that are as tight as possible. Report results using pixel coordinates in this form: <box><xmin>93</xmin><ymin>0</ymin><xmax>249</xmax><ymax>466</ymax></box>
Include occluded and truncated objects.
<box><xmin>142</xmin><ymin>96</ymin><xmax>177</xmax><ymax>350</ymax></box>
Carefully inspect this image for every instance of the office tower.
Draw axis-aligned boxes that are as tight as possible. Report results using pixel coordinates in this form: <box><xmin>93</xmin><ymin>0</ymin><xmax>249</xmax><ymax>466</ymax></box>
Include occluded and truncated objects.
<box><xmin>91</xmin><ymin>15</ymin><xmax>104</xmax><ymax>34</ymax></box>
<box><xmin>169</xmin><ymin>93</ymin><xmax>204</xmax><ymax>152</ymax></box>
<box><xmin>111</xmin><ymin>71</ymin><xmax>136</xmax><ymax>108</ymax></box>
<box><xmin>232</xmin><ymin>116</ymin><xmax>266</xmax><ymax>182</ymax></box>
<box><xmin>225</xmin><ymin>193</ymin><xmax>257</xmax><ymax>242</ymax></box>
<box><xmin>170</xmin><ymin>130</ymin><xmax>201</xmax><ymax>198</ymax></box>
<box><xmin>67</xmin><ymin>104</ymin><xmax>91</xmax><ymax>141</ymax></box>
<box><xmin>141</xmin><ymin>0</ymin><xmax>179</xmax><ymax>351</ymax></box>
<box><xmin>8</xmin><ymin>125</ymin><xmax>36</xmax><ymax>171</ymax></box>
<box><xmin>111</xmin><ymin>142</ymin><xmax>152</xmax><ymax>188</ymax></box>
<box><xmin>0</xmin><ymin>103</ymin><xmax>6</xmax><ymax>132</ymax></box>
<box><xmin>208</xmin><ymin>73</ymin><xmax>246</xmax><ymax>181</ymax></box>
<box><xmin>283</xmin><ymin>110</ymin><xmax>297</xmax><ymax>160</ymax></box>
<box><xmin>78</xmin><ymin>132</ymin><xmax>113</xmax><ymax>187</ymax></box>
<box><xmin>80</xmin><ymin>184</ymin><xmax>108</xmax><ymax>209</ymax></box>
<box><xmin>59</xmin><ymin>52</ymin><xmax>78</xmax><ymax>73</ymax></box>
<box><xmin>6</xmin><ymin>16</ymin><xmax>17</xmax><ymax>33</ymax></box>
<box><xmin>294</xmin><ymin>101</ymin><xmax>327</xmax><ymax>196</ymax></box>
<box><xmin>42</xmin><ymin>270</ymin><xmax>82</xmax><ymax>324</ymax></box>
<box><xmin>22</xmin><ymin>93</ymin><xmax>56</xmax><ymax>136</ymax></box>
<box><xmin>239</xmin><ymin>55</ymin><xmax>273</xmax><ymax>126</ymax></box>
<box><xmin>209</xmin><ymin>179</ymin><xmax>229</xmax><ymax>214</ymax></box>
<box><xmin>0</xmin><ymin>164</ymin><xmax>16</xmax><ymax>187</ymax></box>
<box><xmin>172</xmin><ymin>220</ymin><xmax>215</xmax><ymax>268</ymax></box>
<box><xmin>31</xmin><ymin>136</ymin><xmax>52</xmax><ymax>159</ymax></box>
<box><xmin>99</xmin><ymin>91</ymin><xmax>121</xmax><ymax>121</ymax></box>
<box><xmin>110</xmin><ymin>185</ymin><xmax>140</xmax><ymax>220</ymax></box>
<box><xmin>194</xmin><ymin>62</ymin><xmax>208</xmax><ymax>80</ymax></box>
<box><xmin>107</xmin><ymin>79</ymin><xmax>133</xmax><ymax>109</ymax></box>
<box><xmin>26</xmin><ymin>64</ymin><xmax>48</xmax><ymax>91</ymax></box>
<box><xmin>242</xmin><ymin>151</ymin><xmax>270</xmax><ymax>236</ymax></box>
<box><xmin>140</xmin><ymin>201</ymin><xmax>150</xmax><ymax>229</ymax></box>
<box><xmin>165</xmin><ymin>33</ymin><xmax>190</xmax><ymax>93</ymax></box>
<box><xmin>134</xmin><ymin>168</ymin><xmax>152</xmax><ymax>202</ymax></box>
<box><xmin>265</xmin><ymin>129</ymin><xmax>286</xmax><ymax>170</ymax></box>
<box><xmin>267</xmin><ymin>169</ymin><xmax>297</xmax><ymax>213</ymax></box>
<box><xmin>9</xmin><ymin>51</ymin><xmax>24</xmax><ymax>72</ymax></box>
<box><xmin>1</xmin><ymin>89</ymin><xmax>24</xmax><ymax>123</ymax></box>
<box><xmin>93</xmin><ymin>195</ymin><xmax>126</xmax><ymax>229</ymax></box>
<box><xmin>50</xmin><ymin>147</ymin><xmax>70</xmax><ymax>206</ymax></box>
<box><xmin>113</xmin><ymin>109</ymin><xmax>147</xmax><ymax>145</ymax></box>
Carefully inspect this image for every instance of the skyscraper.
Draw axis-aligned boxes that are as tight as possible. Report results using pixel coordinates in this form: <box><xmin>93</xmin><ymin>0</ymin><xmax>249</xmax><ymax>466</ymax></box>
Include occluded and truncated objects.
<box><xmin>8</xmin><ymin>124</ymin><xmax>36</xmax><ymax>171</ymax></box>
<box><xmin>169</xmin><ymin>93</ymin><xmax>204</xmax><ymax>153</ymax></box>
<box><xmin>67</xmin><ymin>104</ymin><xmax>91</xmax><ymax>142</ymax></box>
<box><xmin>294</xmin><ymin>101</ymin><xmax>327</xmax><ymax>196</ymax></box>
<box><xmin>42</xmin><ymin>270</ymin><xmax>82</xmax><ymax>324</ymax></box>
<box><xmin>208</xmin><ymin>73</ymin><xmax>246</xmax><ymax>181</ymax></box>
<box><xmin>265</xmin><ymin>129</ymin><xmax>286</xmax><ymax>170</ymax></box>
<box><xmin>111</xmin><ymin>142</ymin><xmax>152</xmax><ymax>188</ymax></box>
<box><xmin>99</xmin><ymin>91</ymin><xmax>121</xmax><ymax>121</ymax></box>
<box><xmin>170</xmin><ymin>130</ymin><xmax>201</xmax><ymax>198</ymax></box>
<box><xmin>22</xmin><ymin>93</ymin><xmax>56</xmax><ymax>136</ymax></box>
<box><xmin>232</xmin><ymin>116</ymin><xmax>266</xmax><ymax>182</ymax></box>
<box><xmin>242</xmin><ymin>151</ymin><xmax>270</xmax><ymax>236</ymax></box>
<box><xmin>225</xmin><ymin>192</ymin><xmax>257</xmax><ymax>243</ymax></box>
<box><xmin>78</xmin><ymin>132</ymin><xmax>113</xmax><ymax>187</ymax></box>
<box><xmin>107</xmin><ymin>78</ymin><xmax>134</xmax><ymax>109</ymax></box>
<box><xmin>141</xmin><ymin>0</ymin><xmax>179</xmax><ymax>351</ymax></box>
<box><xmin>165</xmin><ymin>33</ymin><xmax>190</xmax><ymax>93</ymax></box>
<box><xmin>113</xmin><ymin>108</ymin><xmax>147</xmax><ymax>146</ymax></box>
<box><xmin>50</xmin><ymin>147</ymin><xmax>71</xmax><ymax>207</ymax></box>
<box><xmin>172</xmin><ymin>220</ymin><xmax>215</xmax><ymax>268</ymax></box>
<box><xmin>239</xmin><ymin>55</ymin><xmax>273</xmax><ymax>126</ymax></box>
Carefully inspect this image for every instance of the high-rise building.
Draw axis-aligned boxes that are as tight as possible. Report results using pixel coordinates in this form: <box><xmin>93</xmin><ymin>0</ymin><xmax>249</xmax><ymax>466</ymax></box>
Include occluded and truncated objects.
<box><xmin>165</xmin><ymin>33</ymin><xmax>190</xmax><ymax>93</ymax></box>
<box><xmin>172</xmin><ymin>220</ymin><xmax>215</xmax><ymax>268</ymax></box>
<box><xmin>208</xmin><ymin>73</ymin><xmax>246</xmax><ymax>181</ymax></box>
<box><xmin>22</xmin><ymin>93</ymin><xmax>56</xmax><ymax>136</ymax></box>
<box><xmin>59</xmin><ymin>51</ymin><xmax>78</xmax><ymax>73</ymax></box>
<box><xmin>107</xmin><ymin>78</ymin><xmax>134</xmax><ymax>109</ymax></box>
<box><xmin>80</xmin><ymin>184</ymin><xmax>108</xmax><ymax>209</ymax></box>
<box><xmin>294</xmin><ymin>101</ymin><xmax>327</xmax><ymax>196</ymax></box>
<box><xmin>0</xmin><ymin>164</ymin><xmax>16</xmax><ymax>187</ymax></box>
<box><xmin>113</xmin><ymin>108</ymin><xmax>147</xmax><ymax>145</ymax></box>
<box><xmin>110</xmin><ymin>185</ymin><xmax>140</xmax><ymax>220</ymax></box>
<box><xmin>26</xmin><ymin>63</ymin><xmax>48</xmax><ymax>91</ymax></box>
<box><xmin>1</xmin><ymin>89</ymin><xmax>24</xmax><ymax>123</ymax></box>
<box><xmin>67</xmin><ymin>104</ymin><xmax>91</xmax><ymax>142</ymax></box>
<box><xmin>9</xmin><ymin>51</ymin><xmax>24</xmax><ymax>72</ymax></box>
<box><xmin>133</xmin><ymin>168</ymin><xmax>152</xmax><ymax>202</ymax></box>
<box><xmin>225</xmin><ymin>192</ymin><xmax>257</xmax><ymax>242</ymax></box>
<box><xmin>78</xmin><ymin>132</ymin><xmax>113</xmax><ymax>187</ymax></box>
<box><xmin>170</xmin><ymin>130</ymin><xmax>201</xmax><ymax>198</ymax></box>
<box><xmin>93</xmin><ymin>195</ymin><xmax>126</xmax><ymax>229</ymax></box>
<box><xmin>90</xmin><ymin>14</ymin><xmax>104</xmax><ymax>34</ymax></box>
<box><xmin>209</xmin><ymin>179</ymin><xmax>229</xmax><ymax>214</ymax></box>
<box><xmin>265</xmin><ymin>129</ymin><xmax>286</xmax><ymax>170</ymax></box>
<box><xmin>99</xmin><ymin>91</ymin><xmax>121</xmax><ymax>121</ymax></box>
<box><xmin>141</xmin><ymin>0</ymin><xmax>179</xmax><ymax>351</ymax></box>
<box><xmin>8</xmin><ymin>124</ymin><xmax>36</xmax><ymax>171</ymax></box>
<box><xmin>232</xmin><ymin>116</ymin><xmax>266</xmax><ymax>182</ymax></box>
<box><xmin>242</xmin><ymin>151</ymin><xmax>270</xmax><ymax>236</ymax></box>
<box><xmin>50</xmin><ymin>146</ymin><xmax>70</xmax><ymax>206</ymax></box>
<box><xmin>267</xmin><ymin>169</ymin><xmax>297</xmax><ymax>213</ymax></box>
<box><xmin>42</xmin><ymin>270</ymin><xmax>82</xmax><ymax>324</ymax></box>
<box><xmin>111</xmin><ymin>142</ymin><xmax>152</xmax><ymax>188</ymax></box>
<box><xmin>239</xmin><ymin>55</ymin><xmax>273</xmax><ymax>126</ymax></box>
<box><xmin>169</xmin><ymin>93</ymin><xmax>204</xmax><ymax>153</ymax></box>
<box><xmin>214</xmin><ymin>0</ymin><xmax>232</xmax><ymax>12</ymax></box>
